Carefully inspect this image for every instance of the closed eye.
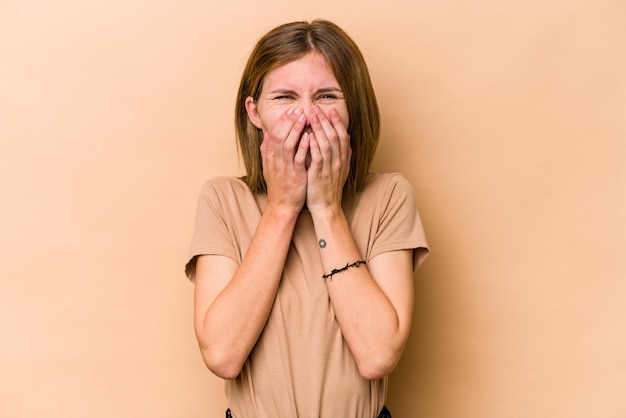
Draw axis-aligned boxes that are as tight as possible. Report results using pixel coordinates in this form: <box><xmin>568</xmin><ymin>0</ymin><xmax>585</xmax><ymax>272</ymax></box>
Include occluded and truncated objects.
<box><xmin>272</xmin><ymin>95</ymin><xmax>295</xmax><ymax>100</ymax></box>
<box><xmin>316</xmin><ymin>93</ymin><xmax>344</xmax><ymax>104</ymax></box>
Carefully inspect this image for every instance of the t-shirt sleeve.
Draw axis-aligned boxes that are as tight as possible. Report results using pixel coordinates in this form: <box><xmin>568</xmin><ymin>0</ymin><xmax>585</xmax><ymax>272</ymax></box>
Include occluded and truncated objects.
<box><xmin>184</xmin><ymin>179</ymin><xmax>240</xmax><ymax>281</ymax></box>
<box><xmin>370</xmin><ymin>174</ymin><xmax>429</xmax><ymax>270</ymax></box>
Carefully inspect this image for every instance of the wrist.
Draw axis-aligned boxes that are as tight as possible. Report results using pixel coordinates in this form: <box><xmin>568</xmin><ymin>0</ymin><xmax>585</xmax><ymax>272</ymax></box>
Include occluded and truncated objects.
<box><xmin>309</xmin><ymin>205</ymin><xmax>347</xmax><ymax>234</ymax></box>
<box><xmin>308</xmin><ymin>203</ymin><xmax>343</xmax><ymax>222</ymax></box>
<box><xmin>264</xmin><ymin>203</ymin><xmax>302</xmax><ymax>223</ymax></box>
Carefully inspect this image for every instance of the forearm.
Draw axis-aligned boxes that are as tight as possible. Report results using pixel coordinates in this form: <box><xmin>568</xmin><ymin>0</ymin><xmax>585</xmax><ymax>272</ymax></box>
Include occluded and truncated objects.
<box><xmin>196</xmin><ymin>206</ymin><xmax>299</xmax><ymax>378</ymax></box>
<box><xmin>311</xmin><ymin>207</ymin><xmax>411</xmax><ymax>380</ymax></box>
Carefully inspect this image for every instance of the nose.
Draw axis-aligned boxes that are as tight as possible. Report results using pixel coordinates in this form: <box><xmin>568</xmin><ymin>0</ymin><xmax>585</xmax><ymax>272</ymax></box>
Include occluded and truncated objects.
<box><xmin>299</xmin><ymin>98</ymin><xmax>315</xmax><ymax>115</ymax></box>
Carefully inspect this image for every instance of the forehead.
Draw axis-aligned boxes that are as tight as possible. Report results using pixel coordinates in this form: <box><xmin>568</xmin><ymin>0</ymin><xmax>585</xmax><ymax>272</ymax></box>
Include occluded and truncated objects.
<box><xmin>262</xmin><ymin>52</ymin><xmax>340</xmax><ymax>91</ymax></box>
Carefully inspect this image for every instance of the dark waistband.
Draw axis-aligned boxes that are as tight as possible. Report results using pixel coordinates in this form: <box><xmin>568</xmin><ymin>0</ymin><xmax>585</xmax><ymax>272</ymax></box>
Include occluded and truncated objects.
<box><xmin>225</xmin><ymin>406</ymin><xmax>391</xmax><ymax>417</ymax></box>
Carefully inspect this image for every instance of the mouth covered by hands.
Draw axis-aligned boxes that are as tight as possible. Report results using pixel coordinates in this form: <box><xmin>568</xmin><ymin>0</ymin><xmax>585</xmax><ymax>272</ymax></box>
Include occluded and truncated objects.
<box><xmin>260</xmin><ymin>105</ymin><xmax>351</xmax><ymax>214</ymax></box>
<box><xmin>304</xmin><ymin>105</ymin><xmax>351</xmax><ymax>213</ymax></box>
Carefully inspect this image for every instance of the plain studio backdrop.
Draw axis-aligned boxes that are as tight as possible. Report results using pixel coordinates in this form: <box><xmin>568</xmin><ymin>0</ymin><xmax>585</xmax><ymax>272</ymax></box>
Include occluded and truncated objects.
<box><xmin>1</xmin><ymin>1</ymin><xmax>625</xmax><ymax>417</ymax></box>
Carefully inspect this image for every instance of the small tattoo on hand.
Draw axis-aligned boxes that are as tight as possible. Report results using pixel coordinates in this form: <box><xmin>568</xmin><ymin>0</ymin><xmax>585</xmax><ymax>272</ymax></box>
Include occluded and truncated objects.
<box><xmin>318</xmin><ymin>239</ymin><xmax>327</xmax><ymax>249</ymax></box>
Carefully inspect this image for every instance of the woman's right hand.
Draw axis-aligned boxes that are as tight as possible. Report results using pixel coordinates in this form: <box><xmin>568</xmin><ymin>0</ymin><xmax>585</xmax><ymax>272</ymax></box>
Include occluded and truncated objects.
<box><xmin>261</xmin><ymin>107</ymin><xmax>310</xmax><ymax>214</ymax></box>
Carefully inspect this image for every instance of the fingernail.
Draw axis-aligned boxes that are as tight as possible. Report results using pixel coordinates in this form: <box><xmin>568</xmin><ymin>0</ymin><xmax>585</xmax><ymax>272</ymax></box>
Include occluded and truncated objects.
<box><xmin>294</xmin><ymin>107</ymin><xmax>303</xmax><ymax>114</ymax></box>
<box><xmin>297</xmin><ymin>113</ymin><xmax>306</xmax><ymax>122</ymax></box>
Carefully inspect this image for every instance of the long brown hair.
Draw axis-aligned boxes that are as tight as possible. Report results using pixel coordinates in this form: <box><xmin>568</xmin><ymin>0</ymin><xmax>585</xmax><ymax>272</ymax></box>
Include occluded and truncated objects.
<box><xmin>235</xmin><ymin>20</ymin><xmax>380</xmax><ymax>196</ymax></box>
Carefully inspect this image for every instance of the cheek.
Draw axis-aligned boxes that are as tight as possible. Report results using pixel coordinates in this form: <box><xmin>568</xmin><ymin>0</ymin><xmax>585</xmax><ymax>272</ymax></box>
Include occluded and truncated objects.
<box><xmin>256</xmin><ymin>108</ymin><xmax>284</xmax><ymax>132</ymax></box>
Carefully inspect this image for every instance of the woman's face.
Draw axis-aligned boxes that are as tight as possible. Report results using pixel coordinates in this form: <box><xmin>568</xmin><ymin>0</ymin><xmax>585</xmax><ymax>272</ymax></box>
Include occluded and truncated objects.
<box><xmin>245</xmin><ymin>52</ymin><xmax>349</xmax><ymax>137</ymax></box>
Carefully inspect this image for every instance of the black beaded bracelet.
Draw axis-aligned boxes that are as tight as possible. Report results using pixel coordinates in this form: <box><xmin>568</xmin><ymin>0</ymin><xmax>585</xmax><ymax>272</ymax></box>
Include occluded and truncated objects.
<box><xmin>322</xmin><ymin>260</ymin><xmax>366</xmax><ymax>280</ymax></box>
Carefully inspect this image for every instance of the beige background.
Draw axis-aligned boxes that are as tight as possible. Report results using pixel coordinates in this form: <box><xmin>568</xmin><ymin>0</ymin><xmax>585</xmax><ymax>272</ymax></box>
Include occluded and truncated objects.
<box><xmin>2</xmin><ymin>0</ymin><xmax>625</xmax><ymax>417</ymax></box>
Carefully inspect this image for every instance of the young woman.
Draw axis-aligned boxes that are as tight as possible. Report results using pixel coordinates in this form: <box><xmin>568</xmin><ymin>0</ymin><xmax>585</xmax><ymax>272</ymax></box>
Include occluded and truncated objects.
<box><xmin>185</xmin><ymin>19</ymin><xmax>429</xmax><ymax>418</ymax></box>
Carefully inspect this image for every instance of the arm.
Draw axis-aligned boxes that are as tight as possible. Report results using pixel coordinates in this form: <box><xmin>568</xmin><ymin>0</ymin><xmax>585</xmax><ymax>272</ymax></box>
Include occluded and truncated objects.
<box><xmin>193</xmin><ymin>107</ymin><xmax>309</xmax><ymax>379</ymax></box>
<box><xmin>306</xmin><ymin>106</ymin><xmax>414</xmax><ymax>380</ymax></box>
<box><xmin>312</xmin><ymin>208</ymin><xmax>415</xmax><ymax>380</ymax></box>
<box><xmin>193</xmin><ymin>206</ymin><xmax>299</xmax><ymax>379</ymax></box>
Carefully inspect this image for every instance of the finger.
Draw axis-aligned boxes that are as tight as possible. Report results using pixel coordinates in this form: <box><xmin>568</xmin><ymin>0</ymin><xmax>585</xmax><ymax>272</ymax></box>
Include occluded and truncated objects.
<box><xmin>284</xmin><ymin>109</ymin><xmax>307</xmax><ymax>156</ymax></box>
<box><xmin>267</xmin><ymin>108</ymin><xmax>305</xmax><ymax>161</ymax></box>
<box><xmin>309</xmin><ymin>107</ymin><xmax>334</xmax><ymax>167</ymax></box>
<box><xmin>293</xmin><ymin>132</ymin><xmax>310</xmax><ymax>168</ymax></box>
<box><xmin>268</xmin><ymin>107</ymin><xmax>303</xmax><ymax>142</ymax></box>
<box><xmin>328</xmin><ymin>108</ymin><xmax>351</xmax><ymax>163</ymax></box>
<box><xmin>307</xmin><ymin>133</ymin><xmax>323</xmax><ymax>174</ymax></box>
<box><xmin>313</xmin><ymin>105</ymin><xmax>340</xmax><ymax>144</ymax></box>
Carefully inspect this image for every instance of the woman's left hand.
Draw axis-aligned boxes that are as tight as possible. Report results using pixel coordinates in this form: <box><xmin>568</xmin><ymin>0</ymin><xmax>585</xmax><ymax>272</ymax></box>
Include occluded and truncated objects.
<box><xmin>305</xmin><ymin>105</ymin><xmax>351</xmax><ymax>213</ymax></box>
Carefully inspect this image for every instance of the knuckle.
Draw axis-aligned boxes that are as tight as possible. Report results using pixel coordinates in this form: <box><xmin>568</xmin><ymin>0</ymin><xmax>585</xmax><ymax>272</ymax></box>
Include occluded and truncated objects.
<box><xmin>283</xmin><ymin>142</ymin><xmax>296</xmax><ymax>153</ymax></box>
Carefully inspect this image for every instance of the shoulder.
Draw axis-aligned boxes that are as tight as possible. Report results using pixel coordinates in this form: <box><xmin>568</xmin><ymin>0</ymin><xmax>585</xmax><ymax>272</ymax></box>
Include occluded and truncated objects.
<box><xmin>196</xmin><ymin>176</ymin><xmax>263</xmax><ymax>218</ymax></box>
<box><xmin>346</xmin><ymin>172</ymin><xmax>417</xmax><ymax>219</ymax></box>
<box><xmin>360</xmin><ymin>173</ymin><xmax>416</xmax><ymax>201</ymax></box>
<box><xmin>197</xmin><ymin>176</ymin><xmax>255</xmax><ymax>203</ymax></box>
<box><xmin>200</xmin><ymin>176</ymin><xmax>250</xmax><ymax>195</ymax></box>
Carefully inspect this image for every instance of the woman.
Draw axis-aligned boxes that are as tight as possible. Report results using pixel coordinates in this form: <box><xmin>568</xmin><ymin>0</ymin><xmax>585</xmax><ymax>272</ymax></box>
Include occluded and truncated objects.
<box><xmin>185</xmin><ymin>19</ymin><xmax>429</xmax><ymax>418</ymax></box>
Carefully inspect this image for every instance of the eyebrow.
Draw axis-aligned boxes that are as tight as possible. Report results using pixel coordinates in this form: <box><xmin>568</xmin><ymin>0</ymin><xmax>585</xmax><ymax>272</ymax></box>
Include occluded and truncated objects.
<box><xmin>267</xmin><ymin>87</ymin><xmax>344</xmax><ymax>95</ymax></box>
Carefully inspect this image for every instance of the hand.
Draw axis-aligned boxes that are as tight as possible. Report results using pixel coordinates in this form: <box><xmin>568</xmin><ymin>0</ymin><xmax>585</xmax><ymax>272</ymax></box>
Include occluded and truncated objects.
<box><xmin>305</xmin><ymin>106</ymin><xmax>351</xmax><ymax>213</ymax></box>
<box><xmin>261</xmin><ymin>107</ymin><xmax>311</xmax><ymax>214</ymax></box>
